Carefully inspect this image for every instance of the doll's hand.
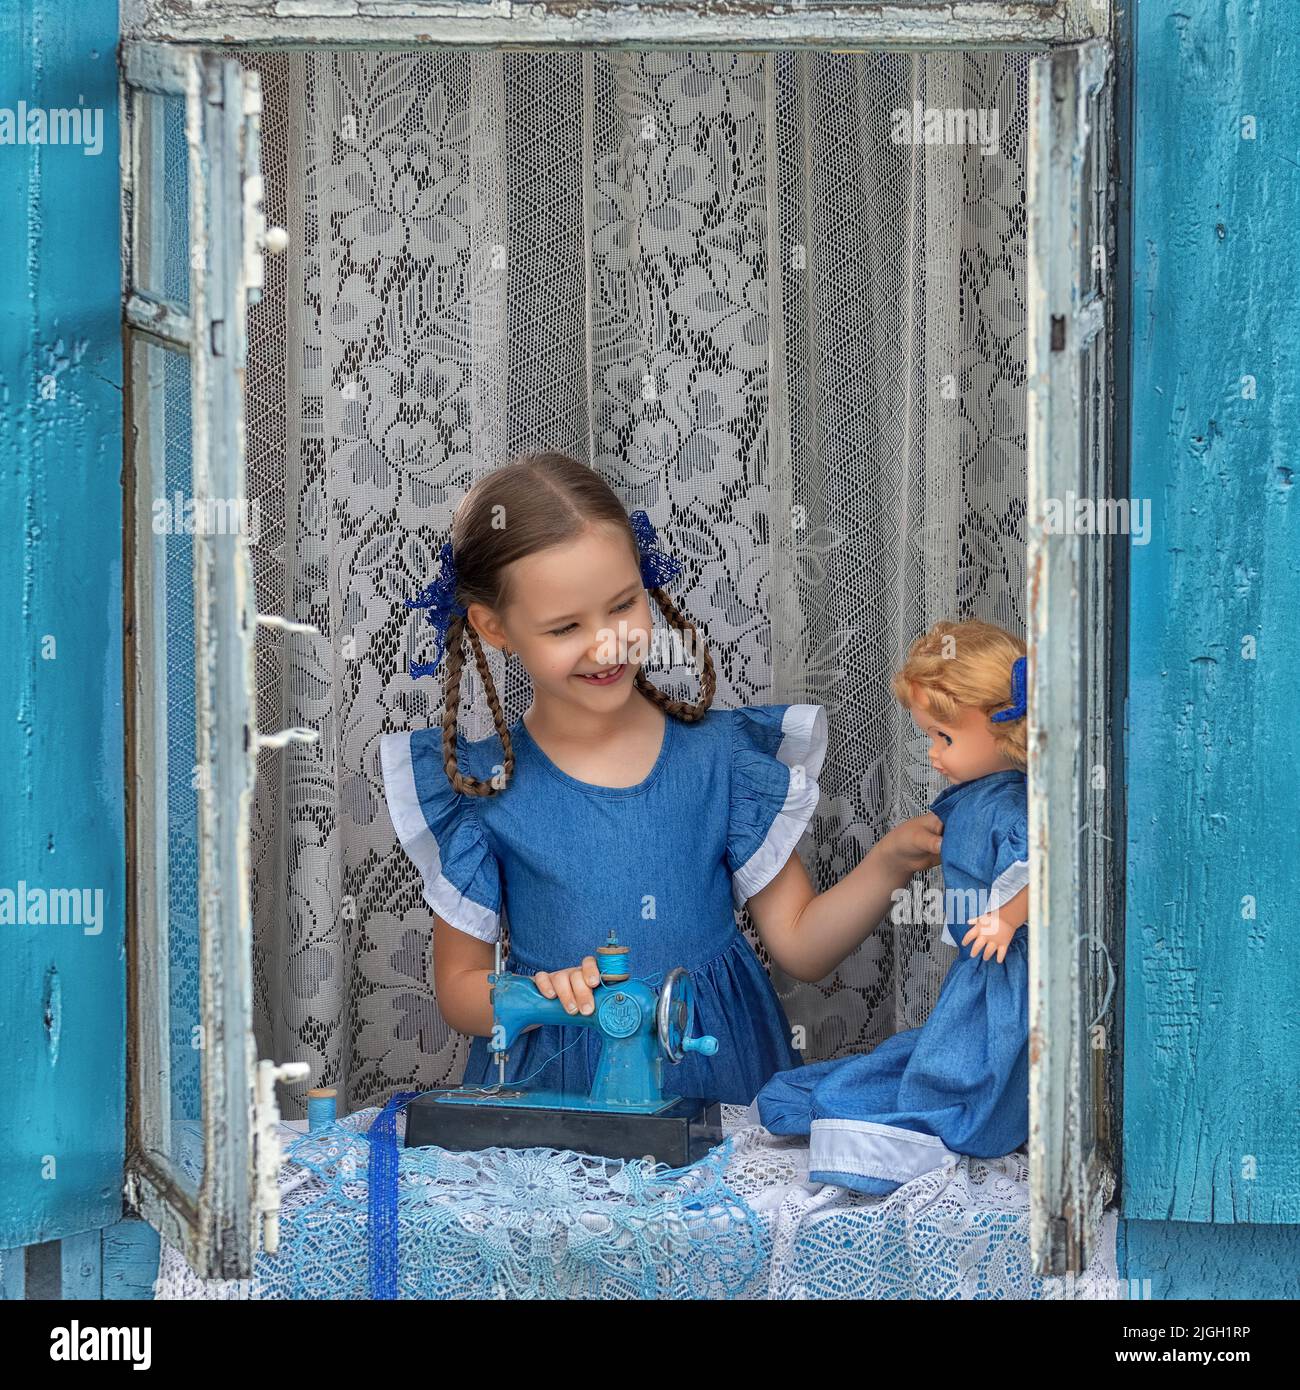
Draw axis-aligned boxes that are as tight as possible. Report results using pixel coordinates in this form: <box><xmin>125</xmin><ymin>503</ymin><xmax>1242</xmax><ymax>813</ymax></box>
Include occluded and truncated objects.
<box><xmin>880</xmin><ymin>813</ymin><xmax>943</xmax><ymax>875</ymax></box>
<box><xmin>532</xmin><ymin>957</ymin><xmax>602</xmax><ymax>1016</ymax></box>
<box><xmin>962</xmin><ymin>912</ymin><xmax>1021</xmax><ymax>964</ymax></box>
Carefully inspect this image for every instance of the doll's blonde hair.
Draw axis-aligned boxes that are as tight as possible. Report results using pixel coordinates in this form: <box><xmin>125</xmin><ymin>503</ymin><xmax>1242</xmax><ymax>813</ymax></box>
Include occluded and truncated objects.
<box><xmin>891</xmin><ymin>619</ymin><xmax>1028</xmax><ymax>772</ymax></box>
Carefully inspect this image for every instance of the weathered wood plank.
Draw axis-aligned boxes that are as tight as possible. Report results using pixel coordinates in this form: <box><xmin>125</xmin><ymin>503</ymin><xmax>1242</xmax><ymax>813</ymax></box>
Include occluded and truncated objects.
<box><xmin>1026</xmin><ymin>35</ymin><xmax>1116</xmax><ymax>1277</ymax></box>
<box><xmin>59</xmin><ymin>1228</ymin><xmax>104</xmax><ymax>1299</ymax></box>
<box><xmin>0</xmin><ymin>0</ymin><xmax>126</xmax><ymax>1251</ymax></box>
<box><xmin>121</xmin><ymin>48</ymin><xmax>262</xmax><ymax>1280</ymax></box>
<box><xmin>1121</xmin><ymin>1220</ymin><xmax>1300</xmax><ymax>1300</ymax></box>
<box><xmin>1124</xmin><ymin>0</ymin><xmax>1300</xmax><ymax>1224</ymax></box>
<box><xmin>102</xmin><ymin>1218</ymin><xmax>163</xmax><ymax>1299</ymax></box>
<box><xmin>120</xmin><ymin>0</ymin><xmax>1098</xmax><ymax>50</ymax></box>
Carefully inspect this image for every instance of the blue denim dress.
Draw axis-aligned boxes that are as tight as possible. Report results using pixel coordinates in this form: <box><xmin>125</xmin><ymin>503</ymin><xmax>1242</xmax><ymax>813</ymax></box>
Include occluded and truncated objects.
<box><xmin>380</xmin><ymin>703</ymin><xmax>826</xmax><ymax>1105</ymax></box>
<box><xmin>754</xmin><ymin>768</ymin><xmax>1029</xmax><ymax>1195</ymax></box>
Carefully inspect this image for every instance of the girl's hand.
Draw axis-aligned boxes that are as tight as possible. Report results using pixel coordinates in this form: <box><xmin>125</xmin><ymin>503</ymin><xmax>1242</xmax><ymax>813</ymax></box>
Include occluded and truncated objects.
<box><xmin>962</xmin><ymin>912</ymin><xmax>1020</xmax><ymax>964</ymax></box>
<box><xmin>532</xmin><ymin>957</ymin><xmax>602</xmax><ymax>1016</ymax></box>
<box><xmin>879</xmin><ymin>812</ymin><xmax>943</xmax><ymax>875</ymax></box>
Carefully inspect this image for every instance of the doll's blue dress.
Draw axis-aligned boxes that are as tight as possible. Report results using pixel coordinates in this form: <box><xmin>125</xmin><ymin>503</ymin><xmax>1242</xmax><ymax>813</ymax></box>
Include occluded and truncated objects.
<box><xmin>753</xmin><ymin>768</ymin><xmax>1029</xmax><ymax>1195</ymax></box>
<box><xmin>380</xmin><ymin>703</ymin><xmax>827</xmax><ymax>1105</ymax></box>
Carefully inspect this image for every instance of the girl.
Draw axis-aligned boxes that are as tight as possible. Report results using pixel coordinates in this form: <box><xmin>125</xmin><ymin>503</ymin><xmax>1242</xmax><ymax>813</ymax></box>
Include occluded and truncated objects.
<box><xmin>754</xmin><ymin>619</ymin><xmax>1031</xmax><ymax>1192</ymax></box>
<box><xmin>379</xmin><ymin>452</ymin><xmax>942</xmax><ymax>1106</ymax></box>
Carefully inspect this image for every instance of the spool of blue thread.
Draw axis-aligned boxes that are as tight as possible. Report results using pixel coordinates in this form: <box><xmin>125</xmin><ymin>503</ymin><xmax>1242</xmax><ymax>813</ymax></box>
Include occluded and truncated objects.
<box><xmin>597</xmin><ymin>939</ymin><xmax>630</xmax><ymax>983</ymax></box>
<box><xmin>307</xmin><ymin>1087</ymin><xmax>337</xmax><ymax>1132</ymax></box>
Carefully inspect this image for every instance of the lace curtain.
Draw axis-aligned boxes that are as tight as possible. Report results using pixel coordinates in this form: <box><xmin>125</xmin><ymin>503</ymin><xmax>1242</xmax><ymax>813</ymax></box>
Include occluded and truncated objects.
<box><xmin>243</xmin><ymin>48</ymin><xmax>1030</xmax><ymax>1116</ymax></box>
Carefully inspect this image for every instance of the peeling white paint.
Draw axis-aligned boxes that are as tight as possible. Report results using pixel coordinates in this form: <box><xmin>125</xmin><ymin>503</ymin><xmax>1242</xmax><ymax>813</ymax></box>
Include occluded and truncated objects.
<box><xmin>1025</xmin><ymin>36</ymin><xmax>1118</xmax><ymax>1279</ymax></box>
<box><xmin>124</xmin><ymin>1</ymin><xmax>1109</xmax><ymax>50</ymax></box>
<box><xmin>121</xmin><ymin>42</ymin><xmax>263</xmax><ymax>1283</ymax></box>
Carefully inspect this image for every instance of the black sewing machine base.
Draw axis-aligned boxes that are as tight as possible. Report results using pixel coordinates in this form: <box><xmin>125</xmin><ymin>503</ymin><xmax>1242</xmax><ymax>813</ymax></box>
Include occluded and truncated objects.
<box><xmin>404</xmin><ymin>1090</ymin><xmax>724</xmax><ymax>1167</ymax></box>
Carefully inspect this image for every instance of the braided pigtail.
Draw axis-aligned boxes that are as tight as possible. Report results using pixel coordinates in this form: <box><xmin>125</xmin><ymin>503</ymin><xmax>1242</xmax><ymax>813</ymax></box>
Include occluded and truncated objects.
<box><xmin>633</xmin><ymin>587</ymin><xmax>716</xmax><ymax>722</ymax></box>
<box><xmin>439</xmin><ymin>613</ymin><xmax>517</xmax><ymax>797</ymax></box>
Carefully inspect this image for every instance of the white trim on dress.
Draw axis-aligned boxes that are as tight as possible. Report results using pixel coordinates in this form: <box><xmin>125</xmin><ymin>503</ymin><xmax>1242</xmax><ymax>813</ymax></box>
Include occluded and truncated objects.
<box><xmin>379</xmin><ymin>731</ymin><xmax>501</xmax><ymax>944</ymax></box>
<box><xmin>941</xmin><ymin>858</ymin><xmax>1030</xmax><ymax>948</ymax></box>
<box><xmin>986</xmin><ymin>858</ymin><xmax>1029</xmax><ymax>913</ymax></box>
<box><xmin>809</xmin><ymin>1117</ymin><xmax>962</xmax><ymax>1186</ymax></box>
<box><xmin>731</xmin><ymin>704</ymin><xmax>829</xmax><ymax>907</ymax></box>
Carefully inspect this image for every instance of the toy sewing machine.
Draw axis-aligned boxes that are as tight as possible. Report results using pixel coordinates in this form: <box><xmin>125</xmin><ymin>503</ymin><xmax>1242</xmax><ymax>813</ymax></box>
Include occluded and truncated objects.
<box><xmin>404</xmin><ymin>933</ymin><xmax>724</xmax><ymax>1165</ymax></box>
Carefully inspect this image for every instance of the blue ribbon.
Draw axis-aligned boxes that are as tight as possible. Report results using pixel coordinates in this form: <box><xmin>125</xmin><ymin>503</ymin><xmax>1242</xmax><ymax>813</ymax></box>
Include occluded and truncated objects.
<box><xmin>406</xmin><ymin>541</ymin><xmax>466</xmax><ymax>679</ymax></box>
<box><xmin>990</xmin><ymin>655</ymin><xmax>1028</xmax><ymax>723</ymax></box>
<box><xmin>365</xmin><ymin>1089</ymin><xmax>419</xmax><ymax>1299</ymax></box>
<box><xmin>408</xmin><ymin>515</ymin><xmax>682</xmax><ymax>679</ymax></box>
<box><xmin>629</xmin><ymin>509</ymin><xmax>684</xmax><ymax>590</ymax></box>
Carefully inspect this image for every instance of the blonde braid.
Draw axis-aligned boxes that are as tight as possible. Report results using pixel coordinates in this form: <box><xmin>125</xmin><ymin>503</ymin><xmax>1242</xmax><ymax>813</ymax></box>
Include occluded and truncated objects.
<box><xmin>439</xmin><ymin>614</ymin><xmax>517</xmax><ymax>796</ymax></box>
<box><xmin>633</xmin><ymin>587</ymin><xmax>716</xmax><ymax>722</ymax></box>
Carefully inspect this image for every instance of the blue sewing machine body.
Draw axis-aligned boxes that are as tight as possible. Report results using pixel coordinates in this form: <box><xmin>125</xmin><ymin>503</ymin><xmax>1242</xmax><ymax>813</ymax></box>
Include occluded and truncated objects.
<box><xmin>406</xmin><ymin>933</ymin><xmax>725</xmax><ymax>1161</ymax></box>
<box><xmin>434</xmin><ymin>934</ymin><xmax>719</xmax><ymax>1115</ymax></box>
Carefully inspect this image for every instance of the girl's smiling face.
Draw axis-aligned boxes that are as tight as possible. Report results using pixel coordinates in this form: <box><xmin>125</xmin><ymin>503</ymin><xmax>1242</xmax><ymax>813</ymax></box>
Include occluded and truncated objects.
<box><xmin>910</xmin><ymin>690</ymin><xmax>1017</xmax><ymax>785</ymax></box>
<box><xmin>466</xmin><ymin>523</ymin><xmax>653</xmax><ymax>716</ymax></box>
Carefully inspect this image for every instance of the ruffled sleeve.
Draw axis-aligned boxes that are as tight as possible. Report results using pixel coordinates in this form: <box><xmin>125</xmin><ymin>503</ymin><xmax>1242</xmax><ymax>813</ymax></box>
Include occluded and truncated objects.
<box><xmin>986</xmin><ymin>798</ymin><xmax>1029</xmax><ymax>915</ymax></box>
<box><xmin>726</xmin><ymin>704</ymin><xmax>828</xmax><ymax>908</ymax></box>
<box><xmin>379</xmin><ymin>728</ymin><xmax>503</xmax><ymax>943</ymax></box>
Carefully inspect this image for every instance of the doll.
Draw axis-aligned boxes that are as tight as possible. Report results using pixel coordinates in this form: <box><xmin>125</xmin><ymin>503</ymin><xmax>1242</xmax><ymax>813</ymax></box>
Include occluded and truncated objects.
<box><xmin>753</xmin><ymin>619</ymin><xmax>1030</xmax><ymax>1194</ymax></box>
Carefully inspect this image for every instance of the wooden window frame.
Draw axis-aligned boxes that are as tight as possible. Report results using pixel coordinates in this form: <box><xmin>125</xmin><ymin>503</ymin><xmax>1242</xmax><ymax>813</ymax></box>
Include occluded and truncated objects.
<box><xmin>119</xmin><ymin>0</ymin><xmax>1122</xmax><ymax>1279</ymax></box>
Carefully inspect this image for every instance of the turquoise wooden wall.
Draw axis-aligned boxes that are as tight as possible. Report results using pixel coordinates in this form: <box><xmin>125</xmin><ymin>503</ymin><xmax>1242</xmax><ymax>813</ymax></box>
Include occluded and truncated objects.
<box><xmin>1122</xmin><ymin>0</ymin><xmax>1300</xmax><ymax>1279</ymax></box>
<box><xmin>0</xmin><ymin>0</ymin><xmax>125</xmax><ymax>1249</ymax></box>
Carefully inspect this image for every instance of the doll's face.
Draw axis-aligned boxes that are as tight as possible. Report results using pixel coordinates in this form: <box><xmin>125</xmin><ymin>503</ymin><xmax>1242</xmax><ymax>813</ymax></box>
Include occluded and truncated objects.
<box><xmin>466</xmin><ymin>523</ymin><xmax>654</xmax><ymax>717</ymax></box>
<box><xmin>909</xmin><ymin>690</ymin><xmax>1018</xmax><ymax>784</ymax></box>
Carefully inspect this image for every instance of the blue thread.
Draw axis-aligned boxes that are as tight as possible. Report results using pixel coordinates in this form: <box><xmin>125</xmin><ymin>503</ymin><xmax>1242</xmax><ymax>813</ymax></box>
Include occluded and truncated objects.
<box><xmin>990</xmin><ymin>655</ymin><xmax>1028</xmax><ymax>723</ymax></box>
<box><xmin>307</xmin><ymin>1091</ymin><xmax>336</xmax><ymax>1132</ymax></box>
<box><xmin>598</xmin><ymin>947</ymin><xmax>630</xmax><ymax>976</ymax></box>
<box><xmin>455</xmin><ymin>1030</ymin><xmax>590</xmax><ymax>1094</ymax></box>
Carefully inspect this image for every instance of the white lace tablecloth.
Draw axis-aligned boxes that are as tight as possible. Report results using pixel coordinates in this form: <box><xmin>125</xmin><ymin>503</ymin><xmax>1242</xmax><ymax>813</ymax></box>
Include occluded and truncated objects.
<box><xmin>154</xmin><ymin>1104</ymin><xmax>1118</xmax><ymax>1300</ymax></box>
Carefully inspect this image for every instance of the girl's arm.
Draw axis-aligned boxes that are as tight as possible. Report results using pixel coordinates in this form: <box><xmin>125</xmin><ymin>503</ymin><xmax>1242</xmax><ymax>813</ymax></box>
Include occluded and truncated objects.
<box><xmin>746</xmin><ymin>814</ymin><xmax>943</xmax><ymax>983</ymax></box>
<box><xmin>433</xmin><ymin>917</ymin><xmax>602</xmax><ymax>1032</ymax></box>
<box><xmin>433</xmin><ymin>917</ymin><xmax>497</xmax><ymax>1036</ymax></box>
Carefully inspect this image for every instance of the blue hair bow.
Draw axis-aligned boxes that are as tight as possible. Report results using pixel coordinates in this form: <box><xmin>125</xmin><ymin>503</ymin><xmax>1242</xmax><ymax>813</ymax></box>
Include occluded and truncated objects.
<box><xmin>629</xmin><ymin>510</ymin><xmax>683</xmax><ymax>590</ymax></box>
<box><xmin>406</xmin><ymin>514</ymin><xmax>681</xmax><ymax>679</ymax></box>
<box><xmin>406</xmin><ymin>540</ymin><xmax>466</xmax><ymax>679</ymax></box>
<box><xmin>990</xmin><ymin>655</ymin><xmax>1028</xmax><ymax>723</ymax></box>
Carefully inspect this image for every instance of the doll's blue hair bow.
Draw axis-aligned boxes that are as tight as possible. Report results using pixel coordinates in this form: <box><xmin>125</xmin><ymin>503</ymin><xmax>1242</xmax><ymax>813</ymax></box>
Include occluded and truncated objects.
<box><xmin>989</xmin><ymin>655</ymin><xmax>1028</xmax><ymax>723</ymax></box>
<box><xmin>407</xmin><ymin>512</ymin><xmax>682</xmax><ymax>678</ymax></box>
